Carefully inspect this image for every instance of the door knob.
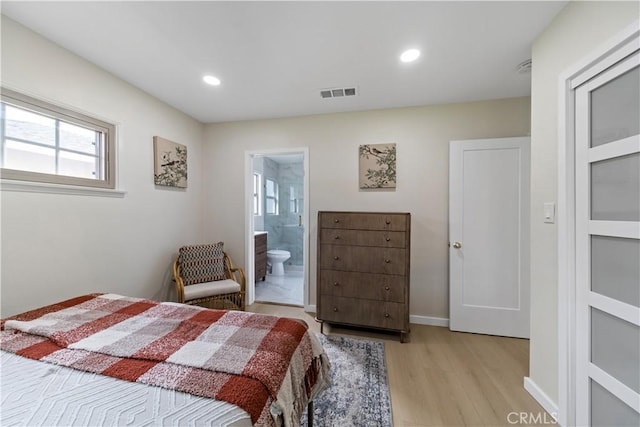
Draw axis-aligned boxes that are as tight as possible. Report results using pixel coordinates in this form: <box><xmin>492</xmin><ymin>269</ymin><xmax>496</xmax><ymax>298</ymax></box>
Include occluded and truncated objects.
<box><xmin>452</xmin><ymin>242</ymin><xmax>462</xmax><ymax>249</ymax></box>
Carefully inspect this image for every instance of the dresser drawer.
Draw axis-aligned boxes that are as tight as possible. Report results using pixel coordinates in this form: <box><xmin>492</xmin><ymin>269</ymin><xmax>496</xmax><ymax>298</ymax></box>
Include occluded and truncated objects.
<box><xmin>319</xmin><ymin>295</ymin><xmax>406</xmax><ymax>330</ymax></box>
<box><xmin>319</xmin><ymin>245</ymin><xmax>406</xmax><ymax>275</ymax></box>
<box><xmin>319</xmin><ymin>270</ymin><xmax>405</xmax><ymax>303</ymax></box>
<box><xmin>319</xmin><ymin>212</ymin><xmax>408</xmax><ymax>231</ymax></box>
<box><xmin>319</xmin><ymin>229</ymin><xmax>406</xmax><ymax>248</ymax></box>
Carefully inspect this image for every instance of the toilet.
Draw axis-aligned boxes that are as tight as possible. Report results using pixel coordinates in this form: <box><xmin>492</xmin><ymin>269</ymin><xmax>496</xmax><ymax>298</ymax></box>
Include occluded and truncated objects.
<box><xmin>266</xmin><ymin>249</ymin><xmax>290</xmax><ymax>276</ymax></box>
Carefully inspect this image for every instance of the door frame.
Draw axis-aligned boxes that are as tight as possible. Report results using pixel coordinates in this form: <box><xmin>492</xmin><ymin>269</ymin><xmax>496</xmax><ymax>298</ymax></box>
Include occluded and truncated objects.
<box><xmin>557</xmin><ymin>21</ymin><xmax>639</xmax><ymax>427</ymax></box>
<box><xmin>244</xmin><ymin>147</ymin><xmax>310</xmax><ymax>308</ymax></box>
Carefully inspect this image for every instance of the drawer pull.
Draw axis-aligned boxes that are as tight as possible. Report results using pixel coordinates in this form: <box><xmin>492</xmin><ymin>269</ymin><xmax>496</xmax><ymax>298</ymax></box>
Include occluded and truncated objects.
<box><xmin>333</xmin><ymin>281</ymin><xmax>340</xmax><ymax>286</ymax></box>
<box><xmin>333</xmin><ymin>307</ymin><xmax>338</xmax><ymax>312</ymax></box>
<box><xmin>386</xmin><ymin>220</ymin><xmax>391</xmax><ymax>224</ymax></box>
<box><xmin>384</xmin><ymin>313</ymin><xmax>390</xmax><ymax>318</ymax></box>
<box><xmin>334</xmin><ymin>219</ymin><xmax>340</xmax><ymax>223</ymax></box>
<box><xmin>385</xmin><ymin>237</ymin><xmax>391</xmax><ymax>242</ymax></box>
<box><xmin>385</xmin><ymin>259</ymin><xmax>391</xmax><ymax>263</ymax></box>
<box><xmin>385</xmin><ymin>286</ymin><xmax>390</xmax><ymax>291</ymax></box>
<box><xmin>334</xmin><ymin>256</ymin><xmax>340</xmax><ymax>261</ymax></box>
<box><xmin>334</xmin><ymin>235</ymin><xmax>340</xmax><ymax>240</ymax></box>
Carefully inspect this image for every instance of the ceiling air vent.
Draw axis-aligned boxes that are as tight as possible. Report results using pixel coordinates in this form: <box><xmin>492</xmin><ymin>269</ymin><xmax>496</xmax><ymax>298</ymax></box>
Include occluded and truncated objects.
<box><xmin>517</xmin><ymin>59</ymin><xmax>532</xmax><ymax>74</ymax></box>
<box><xmin>320</xmin><ymin>86</ymin><xmax>357</xmax><ymax>99</ymax></box>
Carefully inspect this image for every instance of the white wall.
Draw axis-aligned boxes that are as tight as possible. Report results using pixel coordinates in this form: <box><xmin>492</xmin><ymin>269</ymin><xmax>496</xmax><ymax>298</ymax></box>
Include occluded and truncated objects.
<box><xmin>0</xmin><ymin>17</ymin><xmax>205</xmax><ymax>316</ymax></box>
<box><xmin>202</xmin><ymin>98</ymin><xmax>530</xmax><ymax>319</ymax></box>
<box><xmin>529</xmin><ymin>0</ymin><xmax>639</xmax><ymax>406</ymax></box>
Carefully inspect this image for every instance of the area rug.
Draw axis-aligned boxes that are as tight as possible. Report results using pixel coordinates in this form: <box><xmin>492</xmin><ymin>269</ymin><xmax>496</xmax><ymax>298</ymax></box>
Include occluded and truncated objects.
<box><xmin>300</xmin><ymin>334</ymin><xmax>393</xmax><ymax>427</ymax></box>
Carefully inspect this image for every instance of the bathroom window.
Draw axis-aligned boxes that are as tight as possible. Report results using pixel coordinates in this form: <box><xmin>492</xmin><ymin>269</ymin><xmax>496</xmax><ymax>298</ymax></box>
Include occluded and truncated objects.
<box><xmin>265</xmin><ymin>178</ymin><xmax>278</xmax><ymax>215</ymax></box>
<box><xmin>253</xmin><ymin>173</ymin><xmax>261</xmax><ymax>216</ymax></box>
<box><xmin>289</xmin><ymin>185</ymin><xmax>298</xmax><ymax>213</ymax></box>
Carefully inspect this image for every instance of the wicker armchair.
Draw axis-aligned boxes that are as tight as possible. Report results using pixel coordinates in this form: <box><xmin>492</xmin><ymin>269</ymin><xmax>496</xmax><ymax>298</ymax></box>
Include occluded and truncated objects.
<box><xmin>173</xmin><ymin>243</ymin><xmax>246</xmax><ymax>311</ymax></box>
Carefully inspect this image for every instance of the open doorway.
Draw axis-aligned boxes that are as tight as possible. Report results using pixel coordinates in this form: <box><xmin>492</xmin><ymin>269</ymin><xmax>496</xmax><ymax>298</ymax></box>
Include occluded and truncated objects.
<box><xmin>245</xmin><ymin>148</ymin><xmax>309</xmax><ymax>308</ymax></box>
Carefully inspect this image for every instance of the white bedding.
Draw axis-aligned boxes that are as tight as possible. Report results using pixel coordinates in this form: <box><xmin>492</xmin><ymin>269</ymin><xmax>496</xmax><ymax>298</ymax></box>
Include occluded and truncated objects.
<box><xmin>0</xmin><ymin>351</ymin><xmax>252</xmax><ymax>427</ymax></box>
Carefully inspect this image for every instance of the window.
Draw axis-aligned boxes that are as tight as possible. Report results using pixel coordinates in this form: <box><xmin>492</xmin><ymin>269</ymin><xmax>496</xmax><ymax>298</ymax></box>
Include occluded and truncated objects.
<box><xmin>253</xmin><ymin>173</ymin><xmax>262</xmax><ymax>215</ymax></box>
<box><xmin>265</xmin><ymin>178</ymin><xmax>278</xmax><ymax>215</ymax></box>
<box><xmin>1</xmin><ymin>88</ymin><xmax>116</xmax><ymax>189</ymax></box>
<box><xmin>289</xmin><ymin>185</ymin><xmax>298</xmax><ymax>213</ymax></box>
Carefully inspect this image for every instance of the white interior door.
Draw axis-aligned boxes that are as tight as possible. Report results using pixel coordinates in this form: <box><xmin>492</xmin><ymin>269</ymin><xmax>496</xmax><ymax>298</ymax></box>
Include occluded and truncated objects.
<box><xmin>574</xmin><ymin>50</ymin><xmax>640</xmax><ymax>426</ymax></box>
<box><xmin>449</xmin><ymin>137</ymin><xmax>530</xmax><ymax>338</ymax></box>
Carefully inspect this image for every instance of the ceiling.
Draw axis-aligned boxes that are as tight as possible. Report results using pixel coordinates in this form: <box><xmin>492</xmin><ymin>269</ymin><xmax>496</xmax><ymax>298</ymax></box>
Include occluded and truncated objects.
<box><xmin>1</xmin><ymin>1</ymin><xmax>567</xmax><ymax>124</ymax></box>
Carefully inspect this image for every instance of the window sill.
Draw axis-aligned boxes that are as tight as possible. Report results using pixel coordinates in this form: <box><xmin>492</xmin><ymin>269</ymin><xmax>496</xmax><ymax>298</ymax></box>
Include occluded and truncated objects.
<box><xmin>1</xmin><ymin>179</ymin><xmax>126</xmax><ymax>198</ymax></box>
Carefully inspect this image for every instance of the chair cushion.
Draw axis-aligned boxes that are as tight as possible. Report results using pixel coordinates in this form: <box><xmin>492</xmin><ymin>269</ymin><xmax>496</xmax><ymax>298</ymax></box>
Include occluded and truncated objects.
<box><xmin>183</xmin><ymin>279</ymin><xmax>241</xmax><ymax>301</ymax></box>
<box><xmin>178</xmin><ymin>243</ymin><xmax>226</xmax><ymax>286</ymax></box>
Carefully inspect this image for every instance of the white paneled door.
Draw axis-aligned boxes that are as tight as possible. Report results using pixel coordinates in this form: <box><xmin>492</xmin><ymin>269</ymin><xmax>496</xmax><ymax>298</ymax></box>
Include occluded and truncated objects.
<box><xmin>449</xmin><ymin>137</ymin><xmax>530</xmax><ymax>338</ymax></box>
<box><xmin>574</xmin><ymin>49</ymin><xmax>640</xmax><ymax>426</ymax></box>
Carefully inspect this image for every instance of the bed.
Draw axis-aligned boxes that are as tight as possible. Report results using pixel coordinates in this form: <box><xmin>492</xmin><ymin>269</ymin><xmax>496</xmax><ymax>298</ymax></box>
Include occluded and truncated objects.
<box><xmin>0</xmin><ymin>294</ymin><xmax>330</xmax><ymax>426</ymax></box>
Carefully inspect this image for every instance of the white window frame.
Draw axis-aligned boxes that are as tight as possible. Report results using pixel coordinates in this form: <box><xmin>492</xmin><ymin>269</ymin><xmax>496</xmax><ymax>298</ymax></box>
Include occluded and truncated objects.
<box><xmin>1</xmin><ymin>88</ymin><xmax>116</xmax><ymax>189</ymax></box>
<box><xmin>265</xmin><ymin>177</ymin><xmax>278</xmax><ymax>215</ymax></box>
<box><xmin>253</xmin><ymin>172</ymin><xmax>262</xmax><ymax>216</ymax></box>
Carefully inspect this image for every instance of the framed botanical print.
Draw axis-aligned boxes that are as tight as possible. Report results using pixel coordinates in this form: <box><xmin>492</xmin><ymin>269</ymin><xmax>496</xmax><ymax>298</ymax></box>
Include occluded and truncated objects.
<box><xmin>153</xmin><ymin>136</ymin><xmax>187</xmax><ymax>188</ymax></box>
<box><xmin>359</xmin><ymin>143</ymin><xmax>396</xmax><ymax>189</ymax></box>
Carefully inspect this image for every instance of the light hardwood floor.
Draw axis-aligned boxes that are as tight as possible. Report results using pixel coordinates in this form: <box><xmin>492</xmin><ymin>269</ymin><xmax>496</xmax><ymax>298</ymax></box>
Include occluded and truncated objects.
<box><xmin>248</xmin><ymin>303</ymin><xmax>552</xmax><ymax>427</ymax></box>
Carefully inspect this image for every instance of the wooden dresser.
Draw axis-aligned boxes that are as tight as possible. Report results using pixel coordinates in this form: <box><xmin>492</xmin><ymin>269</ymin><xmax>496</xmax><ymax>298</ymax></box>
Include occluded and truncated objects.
<box><xmin>317</xmin><ymin>211</ymin><xmax>411</xmax><ymax>342</ymax></box>
<box><xmin>255</xmin><ymin>232</ymin><xmax>267</xmax><ymax>282</ymax></box>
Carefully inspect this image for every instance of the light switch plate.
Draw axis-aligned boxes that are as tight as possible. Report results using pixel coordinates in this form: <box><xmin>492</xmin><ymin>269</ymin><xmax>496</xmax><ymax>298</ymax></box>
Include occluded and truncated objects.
<box><xmin>544</xmin><ymin>202</ymin><xmax>556</xmax><ymax>224</ymax></box>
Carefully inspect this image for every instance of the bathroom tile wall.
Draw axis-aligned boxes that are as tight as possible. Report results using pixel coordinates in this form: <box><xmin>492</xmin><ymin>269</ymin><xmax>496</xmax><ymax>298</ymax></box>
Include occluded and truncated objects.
<box><xmin>262</xmin><ymin>158</ymin><xmax>304</xmax><ymax>266</ymax></box>
<box><xmin>278</xmin><ymin>161</ymin><xmax>304</xmax><ymax>266</ymax></box>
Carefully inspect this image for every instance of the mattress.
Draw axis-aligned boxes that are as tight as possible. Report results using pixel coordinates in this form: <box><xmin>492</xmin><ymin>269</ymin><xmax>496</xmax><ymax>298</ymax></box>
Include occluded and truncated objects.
<box><xmin>1</xmin><ymin>350</ymin><xmax>252</xmax><ymax>427</ymax></box>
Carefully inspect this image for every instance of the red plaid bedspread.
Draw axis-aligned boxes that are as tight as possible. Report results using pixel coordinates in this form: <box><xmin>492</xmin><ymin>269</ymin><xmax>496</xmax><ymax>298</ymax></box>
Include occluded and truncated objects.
<box><xmin>0</xmin><ymin>294</ymin><xmax>330</xmax><ymax>427</ymax></box>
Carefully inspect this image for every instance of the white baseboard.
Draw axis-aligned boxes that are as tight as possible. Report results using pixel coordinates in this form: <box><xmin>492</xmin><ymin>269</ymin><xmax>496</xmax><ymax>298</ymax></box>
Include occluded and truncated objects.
<box><xmin>409</xmin><ymin>314</ymin><xmax>449</xmax><ymax>327</ymax></box>
<box><xmin>524</xmin><ymin>377</ymin><xmax>559</xmax><ymax>422</ymax></box>
<box><xmin>304</xmin><ymin>304</ymin><xmax>316</xmax><ymax>314</ymax></box>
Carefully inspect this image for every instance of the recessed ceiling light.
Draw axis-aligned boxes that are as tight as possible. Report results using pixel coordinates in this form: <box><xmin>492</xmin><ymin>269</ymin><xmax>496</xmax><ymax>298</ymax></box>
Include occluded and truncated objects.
<box><xmin>203</xmin><ymin>75</ymin><xmax>221</xmax><ymax>86</ymax></box>
<box><xmin>400</xmin><ymin>49</ymin><xmax>421</xmax><ymax>63</ymax></box>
